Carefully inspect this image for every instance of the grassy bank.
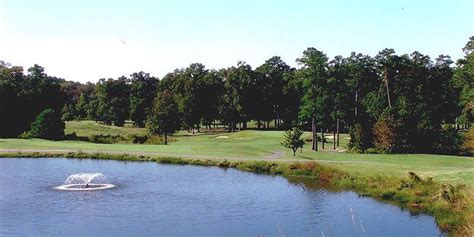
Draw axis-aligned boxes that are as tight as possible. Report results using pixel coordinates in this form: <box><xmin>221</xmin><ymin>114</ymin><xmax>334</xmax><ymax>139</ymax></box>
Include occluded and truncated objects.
<box><xmin>0</xmin><ymin>151</ymin><xmax>472</xmax><ymax>235</ymax></box>
<box><xmin>1</xmin><ymin>124</ymin><xmax>472</xmax><ymax>186</ymax></box>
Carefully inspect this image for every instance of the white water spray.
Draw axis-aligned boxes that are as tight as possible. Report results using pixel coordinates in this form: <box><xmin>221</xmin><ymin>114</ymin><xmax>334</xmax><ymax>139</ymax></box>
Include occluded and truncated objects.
<box><xmin>55</xmin><ymin>173</ymin><xmax>114</xmax><ymax>191</ymax></box>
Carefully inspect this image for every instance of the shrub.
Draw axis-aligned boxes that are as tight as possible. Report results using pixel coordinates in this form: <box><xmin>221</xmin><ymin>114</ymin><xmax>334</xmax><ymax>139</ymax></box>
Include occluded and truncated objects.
<box><xmin>373</xmin><ymin>111</ymin><xmax>399</xmax><ymax>153</ymax></box>
<box><xmin>348</xmin><ymin>123</ymin><xmax>373</xmax><ymax>153</ymax></box>
<box><xmin>461</xmin><ymin>127</ymin><xmax>474</xmax><ymax>155</ymax></box>
<box><xmin>28</xmin><ymin>109</ymin><xmax>65</xmax><ymax>140</ymax></box>
<box><xmin>434</xmin><ymin>126</ymin><xmax>463</xmax><ymax>155</ymax></box>
<box><xmin>18</xmin><ymin>131</ymin><xmax>33</xmax><ymax>139</ymax></box>
<box><xmin>144</xmin><ymin>135</ymin><xmax>171</xmax><ymax>145</ymax></box>
<box><xmin>88</xmin><ymin>134</ymin><xmax>126</xmax><ymax>144</ymax></box>
<box><xmin>64</xmin><ymin>132</ymin><xmax>78</xmax><ymax>140</ymax></box>
<box><xmin>129</xmin><ymin>134</ymin><xmax>170</xmax><ymax>145</ymax></box>
<box><xmin>62</xmin><ymin>132</ymin><xmax>171</xmax><ymax>145</ymax></box>
<box><xmin>365</xmin><ymin>148</ymin><xmax>379</xmax><ymax>154</ymax></box>
<box><xmin>130</xmin><ymin>135</ymin><xmax>148</xmax><ymax>144</ymax></box>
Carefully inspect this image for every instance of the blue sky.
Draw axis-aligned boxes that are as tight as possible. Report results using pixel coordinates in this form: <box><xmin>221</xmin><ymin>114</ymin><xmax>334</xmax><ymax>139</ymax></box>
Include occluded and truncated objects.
<box><xmin>0</xmin><ymin>0</ymin><xmax>472</xmax><ymax>82</ymax></box>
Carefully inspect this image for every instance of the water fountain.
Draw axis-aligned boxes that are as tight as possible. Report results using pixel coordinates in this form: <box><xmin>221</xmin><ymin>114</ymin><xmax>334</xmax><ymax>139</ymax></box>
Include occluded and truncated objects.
<box><xmin>55</xmin><ymin>173</ymin><xmax>115</xmax><ymax>191</ymax></box>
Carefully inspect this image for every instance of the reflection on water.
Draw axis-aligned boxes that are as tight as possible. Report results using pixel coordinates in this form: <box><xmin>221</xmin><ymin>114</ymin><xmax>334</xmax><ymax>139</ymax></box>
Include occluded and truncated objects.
<box><xmin>0</xmin><ymin>158</ymin><xmax>443</xmax><ymax>236</ymax></box>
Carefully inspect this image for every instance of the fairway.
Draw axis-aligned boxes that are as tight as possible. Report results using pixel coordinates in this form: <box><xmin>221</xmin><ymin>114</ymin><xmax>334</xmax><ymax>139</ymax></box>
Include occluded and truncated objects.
<box><xmin>1</xmin><ymin>121</ymin><xmax>472</xmax><ymax>187</ymax></box>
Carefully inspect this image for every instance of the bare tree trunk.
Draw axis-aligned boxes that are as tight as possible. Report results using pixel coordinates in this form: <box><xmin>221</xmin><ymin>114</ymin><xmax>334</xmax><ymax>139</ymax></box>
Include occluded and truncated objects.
<box><xmin>312</xmin><ymin>117</ymin><xmax>318</xmax><ymax>151</ymax></box>
<box><xmin>355</xmin><ymin>90</ymin><xmax>358</xmax><ymax>117</ymax></box>
<box><xmin>384</xmin><ymin>66</ymin><xmax>392</xmax><ymax>107</ymax></box>
<box><xmin>336</xmin><ymin>118</ymin><xmax>340</xmax><ymax>147</ymax></box>
<box><xmin>164</xmin><ymin>133</ymin><xmax>168</xmax><ymax>145</ymax></box>
<box><xmin>333</xmin><ymin>120</ymin><xmax>336</xmax><ymax>150</ymax></box>
<box><xmin>311</xmin><ymin>118</ymin><xmax>315</xmax><ymax>150</ymax></box>
<box><xmin>321</xmin><ymin>128</ymin><xmax>325</xmax><ymax>150</ymax></box>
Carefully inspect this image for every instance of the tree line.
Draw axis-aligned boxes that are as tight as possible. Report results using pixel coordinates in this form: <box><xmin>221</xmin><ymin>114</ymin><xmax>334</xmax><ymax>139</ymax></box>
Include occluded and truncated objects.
<box><xmin>0</xmin><ymin>37</ymin><xmax>472</xmax><ymax>154</ymax></box>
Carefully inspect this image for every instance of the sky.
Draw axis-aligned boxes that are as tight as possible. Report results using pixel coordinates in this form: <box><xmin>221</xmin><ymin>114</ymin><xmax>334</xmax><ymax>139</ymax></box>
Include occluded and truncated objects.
<box><xmin>0</xmin><ymin>0</ymin><xmax>473</xmax><ymax>83</ymax></box>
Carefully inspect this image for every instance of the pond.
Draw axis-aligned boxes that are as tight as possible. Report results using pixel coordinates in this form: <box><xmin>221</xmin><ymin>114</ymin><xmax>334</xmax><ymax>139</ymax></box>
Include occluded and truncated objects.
<box><xmin>0</xmin><ymin>158</ymin><xmax>443</xmax><ymax>236</ymax></box>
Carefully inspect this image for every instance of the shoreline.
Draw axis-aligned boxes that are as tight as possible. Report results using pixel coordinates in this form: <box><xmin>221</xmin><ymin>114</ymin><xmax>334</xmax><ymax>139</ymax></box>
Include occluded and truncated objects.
<box><xmin>0</xmin><ymin>151</ymin><xmax>472</xmax><ymax>235</ymax></box>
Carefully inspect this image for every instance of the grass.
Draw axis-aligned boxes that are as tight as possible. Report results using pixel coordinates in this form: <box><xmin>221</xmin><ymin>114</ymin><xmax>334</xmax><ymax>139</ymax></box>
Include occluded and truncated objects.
<box><xmin>1</xmin><ymin>121</ymin><xmax>472</xmax><ymax>187</ymax></box>
<box><xmin>2</xmin><ymin>120</ymin><xmax>472</xmax><ymax>234</ymax></box>
<box><xmin>65</xmin><ymin>120</ymin><xmax>148</xmax><ymax>137</ymax></box>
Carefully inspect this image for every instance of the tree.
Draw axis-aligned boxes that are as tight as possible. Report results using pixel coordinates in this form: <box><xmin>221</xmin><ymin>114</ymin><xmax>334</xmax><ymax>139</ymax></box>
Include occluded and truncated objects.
<box><xmin>180</xmin><ymin>64</ymin><xmax>208</xmax><ymax>132</ymax></box>
<box><xmin>198</xmin><ymin>70</ymin><xmax>224</xmax><ymax>128</ymax></box>
<box><xmin>280</xmin><ymin>69</ymin><xmax>302</xmax><ymax>129</ymax></box>
<box><xmin>219</xmin><ymin>68</ymin><xmax>239</xmax><ymax>132</ymax></box>
<box><xmin>0</xmin><ymin>63</ymin><xmax>65</xmax><ymax>138</ymax></box>
<box><xmin>297</xmin><ymin>48</ymin><xmax>329</xmax><ymax>151</ymax></box>
<box><xmin>129</xmin><ymin>71</ymin><xmax>158</xmax><ymax>127</ymax></box>
<box><xmin>345</xmin><ymin>53</ymin><xmax>379</xmax><ymax>152</ymax></box>
<box><xmin>256</xmin><ymin>56</ymin><xmax>292</xmax><ymax>128</ymax></box>
<box><xmin>346</xmin><ymin>52</ymin><xmax>384</xmax><ymax>152</ymax></box>
<box><xmin>160</xmin><ymin>64</ymin><xmax>209</xmax><ymax>133</ymax></box>
<box><xmin>60</xmin><ymin>80</ymin><xmax>83</xmax><ymax>121</ymax></box>
<box><xmin>148</xmin><ymin>90</ymin><xmax>181</xmax><ymax>145</ymax></box>
<box><xmin>28</xmin><ymin>109</ymin><xmax>65</xmax><ymax>140</ymax></box>
<box><xmin>0</xmin><ymin>62</ymin><xmax>24</xmax><ymax>137</ymax></box>
<box><xmin>75</xmin><ymin>82</ymin><xmax>97</xmax><ymax>119</ymax></box>
<box><xmin>1</xmin><ymin>40</ymin><xmax>470</xmax><ymax>155</ymax></box>
<box><xmin>281</xmin><ymin>127</ymin><xmax>305</xmax><ymax>156</ymax></box>
<box><xmin>454</xmin><ymin>36</ymin><xmax>474</xmax><ymax>128</ymax></box>
<box><xmin>221</xmin><ymin>62</ymin><xmax>258</xmax><ymax>131</ymax></box>
<box><xmin>95</xmin><ymin>77</ymin><xmax>130</xmax><ymax>126</ymax></box>
<box><xmin>328</xmin><ymin>55</ymin><xmax>351</xmax><ymax>149</ymax></box>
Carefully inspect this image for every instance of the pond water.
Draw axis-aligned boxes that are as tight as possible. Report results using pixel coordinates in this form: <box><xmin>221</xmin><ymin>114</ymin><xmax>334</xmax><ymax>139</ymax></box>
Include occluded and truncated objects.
<box><xmin>0</xmin><ymin>158</ymin><xmax>443</xmax><ymax>236</ymax></box>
